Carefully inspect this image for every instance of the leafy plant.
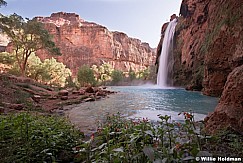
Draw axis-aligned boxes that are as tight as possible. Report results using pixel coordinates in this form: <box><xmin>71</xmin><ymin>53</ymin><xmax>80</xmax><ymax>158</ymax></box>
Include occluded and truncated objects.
<box><xmin>0</xmin><ymin>52</ymin><xmax>16</xmax><ymax>64</ymax></box>
<box><xmin>75</xmin><ymin>112</ymin><xmax>211</xmax><ymax>162</ymax></box>
<box><xmin>0</xmin><ymin>13</ymin><xmax>61</xmax><ymax>76</ymax></box>
<box><xmin>77</xmin><ymin>65</ymin><xmax>97</xmax><ymax>86</ymax></box>
<box><xmin>128</xmin><ymin>68</ymin><xmax>136</xmax><ymax>81</ymax></box>
<box><xmin>91</xmin><ymin>63</ymin><xmax>114</xmax><ymax>85</ymax></box>
<box><xmin>111</xmin><ymin>70</ymin><xmax>124</xmax><ymax>84</ymax></box>
<box><xmin>0</xmin><ymin>113</ymin><xmax>83</xmax><ymax>163</ymax></box>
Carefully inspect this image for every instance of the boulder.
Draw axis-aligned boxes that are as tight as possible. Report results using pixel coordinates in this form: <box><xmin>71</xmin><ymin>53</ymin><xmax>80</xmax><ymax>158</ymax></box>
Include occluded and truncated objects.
<box><xmin>83</xmin><ymin>97</ymin><xmax>95</xmax><ymax>102</ymax></box>
<box><xmin>72</xmin><ymin>90</ymin><xmax>79</xmax><ymax>94</ymax></box>
<box><xmin>9</xmin><ymin>104</ymin><xmax>24</xmax><ymax>110</ymax></box>
<box><xmin>96</xmin><ymin>91</ymin><xmax>106</xmax><ymax>97</ymax></box>
<box><xmin>85</xmin><ymin>86</ymin><xmax>95</xmax><ymax>93</ymax></box>
<box><xmin>32</xmin><ymin>95</ymin><xmax>41</xmax><ymax>103</ymax></box>
<box><xmin>205</xmin><ymin>65</ymin><xmax>243</xmax><ymax>134</ymax></box>
<box><xmin>58</xmin><ymin>90</ymin><xmax>69</xmax><ymax>96</ymax></box>
<box><xmin>79</xmin><ymin>89</ymin><xmax>86</xmax><ymax>95</ymax></box>
<box><xmin>60</xmin><ymin>96</ymin><xmax>68</xmax><ymax>100</ymax></box>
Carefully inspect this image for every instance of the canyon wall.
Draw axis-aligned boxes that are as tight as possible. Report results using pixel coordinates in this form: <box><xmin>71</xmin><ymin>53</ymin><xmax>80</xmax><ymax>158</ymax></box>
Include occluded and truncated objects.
<box><xmin>156</xmin><ymin>0</ymin><xmax>242</xmax><ymax>133</ymax></box>
<box><xmin>35</xmin><ymin>12</ymin><xmax>156</xmax><ymax>76</ymax></box>
<box><xmin>172</xmin><ymin>0</ymin><xmax>243</xmax><ymax>97</ymax></box>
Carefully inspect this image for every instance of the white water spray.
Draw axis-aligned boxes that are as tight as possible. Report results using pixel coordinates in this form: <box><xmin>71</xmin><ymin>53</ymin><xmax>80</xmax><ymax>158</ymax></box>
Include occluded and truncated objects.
<box><xmin>157</xmin><ymin>18</ymin><xmax>177</xmax><ymax>88</ymax></box>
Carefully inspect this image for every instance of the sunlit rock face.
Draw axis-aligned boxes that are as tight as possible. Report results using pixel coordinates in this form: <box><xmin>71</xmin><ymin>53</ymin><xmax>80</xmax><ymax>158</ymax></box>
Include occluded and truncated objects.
<box><xmin>35</xmin><ymin>12</ymin><xmax>156</xmax><ymax>76</ymax></box>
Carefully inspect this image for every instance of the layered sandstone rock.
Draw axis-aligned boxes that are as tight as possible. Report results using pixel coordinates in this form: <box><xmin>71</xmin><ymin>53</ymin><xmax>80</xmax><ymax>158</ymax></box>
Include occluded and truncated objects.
<box><xmin>166</xmin><ymin>0</ymin><xmax>243</xmax><ymax>96</ymax></box>
<box><xmin>35</xmin><ymin>12</ymin><xmax>155</xmax><ymax>76</ymax></box>
<box><xmin>205</xmin><ymin>65</ymin><xmax>243</xmax><ymax>133</ymax></box>
<box><xmin>156</xmin><ymin>0</ymin><xmax>242</xmax><ymax>133</ymax></box>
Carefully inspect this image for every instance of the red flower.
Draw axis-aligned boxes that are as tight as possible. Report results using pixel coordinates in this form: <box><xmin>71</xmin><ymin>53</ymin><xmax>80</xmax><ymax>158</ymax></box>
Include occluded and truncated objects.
<box><xmin>185</xmin><ymin>113</ymin><xmax>192</xmax><ymax>119</ymax></box>
<box><xmin>91</xmin><ymin>133</ymin><xmax>94</xmax><ymax>141</ymax></box>
<box><xmin>175</xmin><ymin>143</ymin><xmax>182</xmax><ymax>150</ymax></box>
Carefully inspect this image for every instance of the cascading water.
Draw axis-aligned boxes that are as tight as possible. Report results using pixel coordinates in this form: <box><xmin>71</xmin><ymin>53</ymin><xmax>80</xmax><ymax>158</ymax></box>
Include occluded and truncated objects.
<box><xmin>157</xmin><ymin>18</ymin><xmax>177</xmax><ymax>88</ymax></box>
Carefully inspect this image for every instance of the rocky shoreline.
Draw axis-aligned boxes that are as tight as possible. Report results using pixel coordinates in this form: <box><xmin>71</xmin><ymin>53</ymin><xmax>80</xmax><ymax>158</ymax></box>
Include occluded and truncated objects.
<box><xmin>0</xmin><ymin>73</ymin><xmax>116</xmax><ymax>115</ymax></box>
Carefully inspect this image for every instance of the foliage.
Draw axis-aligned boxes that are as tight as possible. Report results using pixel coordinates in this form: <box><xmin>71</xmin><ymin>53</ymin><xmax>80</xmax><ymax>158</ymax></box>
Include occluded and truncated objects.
<box><xmin>76</xmin><ymin>112</ymin><xmax>211</xmax><ymax>162</ymax></box>
<box><xmin>0</xmin><ymin>113</ymin><xmax>83</xmax><ymax>163</ymax></box>
<box><xmin>147</xmin><ymin>65</ymin><xmax>157</xmax><ymax>82</ymax></box>
<box><xmin>6</xmin><ymin>53</ymin><xmax>71</xmax><ymax>87</ymax></box>
<box><xmin>65</xmin><ymin>75</ymin><xmax>78</xmax><ymax>88</ymax></box>
<box><xmin>40</xmin><ymin>57</ymin><xmax>71</xmax><ymax>87</ymax></box>
<box><xmin>128</xmin><ymin>68</ymin><xmax>136</xmax><ymax>81</ymax></box>
<box><xmin>0</xmin><ymin>13</ymin><xmax>61</xmax><ymax>76</ymax></box>
<box><xmin>138</xmin><ymin>68</ymin><xmax>150</xmax><ymax>80</ymax></box>
<box><xmin>0</xmin><ymin>111</ymin><xmax>241</xmax><ymax>162</ymax></box>
<box><xmin>0</xmin><ymin>52</ymin><xmax>15</xmax><ymax>64</ymax></box>
<box><xmin>0</xmin><ymin>0</ymin><xmax>6</xmax><ymax>7</ymax></box>
<box><xmin>77</xmin><ymin>65</ymin><xmax>96</xmax><ymax>87</ymax></box>
<box><xmin>111</xmin><ymin>69</ymin><xmax>124</xmax><ymax>84</ymax></box>
<box><xmin>91</xmin><ymin>63</ymin><xmax>114</xmax><ymax>85</ymax></box>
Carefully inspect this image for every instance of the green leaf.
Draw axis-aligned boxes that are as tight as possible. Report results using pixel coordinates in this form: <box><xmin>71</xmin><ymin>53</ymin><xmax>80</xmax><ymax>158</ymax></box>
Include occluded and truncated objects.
<box><xmin>98</xmin><ymin>143</ymin><xmax>107</xmax><ymax>150</ymax></box>
<box><xmin>143</xmin><ymin>146</ymin><xmax>155</xmax><ymax>161</ymax></box>
<box><xmin>182</xmin><ymin>156</ymin><xmax>195</xmax><ymax>161</ymax></box>
<box><xmin>113</xmin><ymin>147</ymin><xmax>124</xmax><ymax>152</ymax></box>
<box><xmin>145</xmin><ymin>130</ymin><xmax>154</xmax><ymax>137</ymax></box>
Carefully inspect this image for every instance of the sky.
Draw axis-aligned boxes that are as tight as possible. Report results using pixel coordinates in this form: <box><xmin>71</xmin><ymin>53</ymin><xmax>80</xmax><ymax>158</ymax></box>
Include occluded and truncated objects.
<box><xmin>1</xmin><ymin>0</ymin><xmax>182</xmax><ymax>48</ymax></box>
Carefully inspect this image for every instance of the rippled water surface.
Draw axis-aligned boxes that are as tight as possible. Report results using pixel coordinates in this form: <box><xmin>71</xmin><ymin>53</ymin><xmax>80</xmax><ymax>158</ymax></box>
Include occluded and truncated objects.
<box><xmin>65</xmin><ymin>86</ymin><xmax>218</xmax><ymax>133</ymax></box>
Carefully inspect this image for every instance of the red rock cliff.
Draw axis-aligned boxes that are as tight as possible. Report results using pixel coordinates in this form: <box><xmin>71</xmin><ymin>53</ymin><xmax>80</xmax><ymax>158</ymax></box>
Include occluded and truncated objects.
<box><xmin>171</xmin><ymin>0</ymin><xmax>243</xmax><ymax>97</ymax></box>
<box><xmin>156</xmin><ymin>0</ymin><xmax>243</xmax><ymax>133</ymax></box>
<box><xmin>36</xmin><ymin>12</ymin><xmax>155</xmax><ymax>76</ymax></box>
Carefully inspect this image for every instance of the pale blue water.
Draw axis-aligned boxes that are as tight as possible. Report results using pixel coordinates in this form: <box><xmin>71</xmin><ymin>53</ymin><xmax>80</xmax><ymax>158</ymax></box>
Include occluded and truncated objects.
<box><xmin>106</xmin><ymin>86</ymin><xmax>218</xmax><ymax>120</ymax></box>
<box><xmin>108</xmin><ymin>86</ymin><xmax>219</xmax><ymax>121</ymax></box>
<box><xmin>66</xmin><ymin>86</ymin><xmax>219</xmax><ymax>126</ymax></box>
<box><xmin>64</xmin><ymin>86</ymin><xmax>218</xmax><ymax>133</ymax></box>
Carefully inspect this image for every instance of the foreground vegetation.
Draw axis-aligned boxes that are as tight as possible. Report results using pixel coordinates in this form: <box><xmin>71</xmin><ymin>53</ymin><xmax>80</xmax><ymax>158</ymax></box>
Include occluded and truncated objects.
<box><xmin>1</xmin><ymin>112</ymin><xmax>242</xmax><ymax>163</ymax></box>
<box><xmin>0</xmin><ymin>113</ymin><xmax>83</xmax><ymax>163</ymax></box>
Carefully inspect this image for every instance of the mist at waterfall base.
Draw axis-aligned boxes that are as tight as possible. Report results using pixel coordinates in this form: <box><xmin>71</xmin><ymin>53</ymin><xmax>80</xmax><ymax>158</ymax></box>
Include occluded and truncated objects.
<box><xmin>157</xmin><ymin>18</ymin><xmax>178</xmax><ymax>88</ymax></box>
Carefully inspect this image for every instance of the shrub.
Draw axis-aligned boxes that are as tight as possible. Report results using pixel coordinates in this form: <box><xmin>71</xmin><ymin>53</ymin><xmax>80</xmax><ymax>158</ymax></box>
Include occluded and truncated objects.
<box><xmin>111</xmin><ymin>70</ymin><xmax>124</xmax><ymax>84</ymax></box>
<box><xmin>77</xmin><ymin>65</ymin><xmax>96</xmax><ymax>86</ymax></box>
<box><xmin>128</xmin><ymin>68</ymin><xmax>136</xmax><ymax>81</ymax></box>
<box><xmin>0</xmin><ymin>113</ymin><xmax>83</xmax><ymax>163</ymax></box>
<box><xmin>91</xmin><ymin>63</ymin><xmax>114</xmax><ymax>85</ymax></box>
<box><xmin>0</xmin><ymin>52</ymin><xmax>16</xmax><ymax>64</ymax></box>
<box><xmin>75</xmin><ymin>112</ymin><xmax>212</xmax><ymax>162</ymax></box>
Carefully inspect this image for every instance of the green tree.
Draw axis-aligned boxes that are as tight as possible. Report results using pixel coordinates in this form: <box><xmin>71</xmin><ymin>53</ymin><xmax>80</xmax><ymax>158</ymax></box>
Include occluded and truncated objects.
<box><xmin>138</xmin><ymin>68</ymin><xmax>150</xmax><ymax>80</ymax></box>
<box><xmin>41</xmin><ymin>57</ymin><xmax>71</xmax><ymax>87</ymax></box>
<box><xmin>77</xmin><ymin>65</ymin><xmax>96</xmax><ymax>87</ymax></box>
<box><xmin>91</xmin><ymin>63</ymin><xmax>114</xmax><ymax>84</ymax></box>
<box><xmin>25</xmin><ymin>54</ymin><xmax>71</xmax><ymax>86</ymax></box>
<box><xmin>147</xmin><ymin>65</ymin><xmax>157</xmax><ymax>82</ymax></box>
<box><xmin>0</xmin><ymin>13</ymin><xmax>60</xmax><ymax>76</ymax></box>
<box><xmin>111</xmin><ymin>70</ymin><xmax>124</xmax><ymax>84</ymax></box>
<box><xmin>128</xmin><ymin>68</ymin><xmax>136</xmax><ymax>81</ymax></box>
<box><xmin>0</xmin><ymin>0</ymin><xmax>7</xmax><ymax>7</ymax></box>
<box><xmin>0</xmin><ymin>52</ymin><xmax>15</xmax><ymax>64</ymax></box>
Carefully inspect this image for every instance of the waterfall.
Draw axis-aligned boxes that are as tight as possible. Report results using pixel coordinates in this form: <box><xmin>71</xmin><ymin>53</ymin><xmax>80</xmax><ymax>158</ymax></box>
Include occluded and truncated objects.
<box><xmin>157</xmin><ymin>18</ymin><xmax>177</xmax><ymax>88</ymax></box>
